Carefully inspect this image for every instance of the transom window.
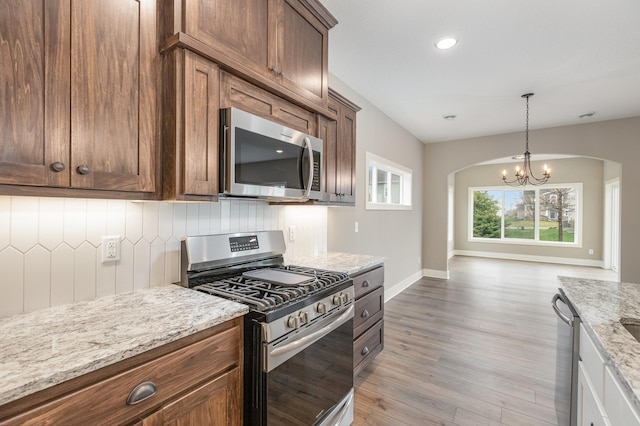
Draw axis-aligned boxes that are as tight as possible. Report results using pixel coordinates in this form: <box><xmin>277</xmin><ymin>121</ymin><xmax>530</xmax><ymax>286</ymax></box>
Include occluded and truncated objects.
<box><xmin>468</xmin><ymin>184</ymin><xmax>582</xmax><ymax>246</ymax></box>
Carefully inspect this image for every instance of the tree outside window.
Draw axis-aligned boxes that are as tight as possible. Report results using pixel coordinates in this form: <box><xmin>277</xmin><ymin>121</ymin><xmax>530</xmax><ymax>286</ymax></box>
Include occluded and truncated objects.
<box><xmin>539</xmin><ymin>187</ymin><xmax>576</xmax><ymax>242</ymax></box>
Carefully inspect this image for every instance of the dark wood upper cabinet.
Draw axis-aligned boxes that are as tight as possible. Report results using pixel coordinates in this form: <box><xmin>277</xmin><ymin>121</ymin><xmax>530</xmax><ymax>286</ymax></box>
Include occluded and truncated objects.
<box><xmin>163</xmin><ymin>49</ymin><xmax>220</xmax><ymax>201</ymax></box>
<box><xmin>276</xmin><ymin>0</ymin><xmax>328</xmax><ymax>103</ymax></box>
<box><xmin>0</xmin><ymin>0</ymin><xmax>159</xmax><ymax>197</ymax></box>
<box><xmin>324</xmin><ymin>89</ymin><xmax>360</xmax><ymax>205</ymax></box>
<box><xmin>70</xmin><ymin>0</ymin><xmax>158</xmax><ymax>193</ymax></box>
<box><xmin>0</xmin><ymin>0</ymin><xmax>70</xmax><ymax>188</ymax></box>
<box><xmin>162</xmin><ymin>0</ymin><xmax>336</xmax><ymax>114</ymax></box>
<box><xmin>220</xmin><ymin>70</ymin><xmax>317</xmax><ymax>135</ymax></box>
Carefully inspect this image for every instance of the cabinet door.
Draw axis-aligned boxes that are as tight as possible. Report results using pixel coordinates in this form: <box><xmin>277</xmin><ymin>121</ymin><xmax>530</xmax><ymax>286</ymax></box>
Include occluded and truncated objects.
<box><xmin>276</xmin><ymin>0</ymin><xmax>328</xmax><ymax>105</ymax></box>
<box><xmin>183</xmin><ymin>0</ymin><xmax>271</xmax><ymax>78</ymax></box>
<box><xmin>142</xmin><ymin>368</ymin><xmax>242</xmax><ymax>426</ymax></box>
<box><xmin>70</xmin><ymin>0</ymin><xmax>157</xmax><ymax>192</ymax></box>
<box><xmin>577</xmin><ymin>361</ymin><xmax>610</xmax><ymax>426</ymax></box>
<box><xmin>317</xmin><ymin>113</ymin><xmax>337</xmax><ymax>196</ymax></box>
<box><xmin>183</xmin><ymin>51</ymin><xmax>220</xmax><ymax>196</ymax></box>
<box><xmin>0</xmin><ymin>0</ymin><xmax>70</xmax><ymax>187</ymax></box>
<box><xmin>337</xmin><ymin>105</ymin><xmax>357</xmax><ymax>202</ymax></box>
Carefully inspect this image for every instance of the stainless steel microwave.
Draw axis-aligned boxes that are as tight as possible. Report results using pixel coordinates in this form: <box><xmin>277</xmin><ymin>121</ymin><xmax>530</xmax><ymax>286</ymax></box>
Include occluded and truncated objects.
<box><xmin>220</xmin><ymin>107</ymin><xmax>324</xmax><ymax>201</ymax></box>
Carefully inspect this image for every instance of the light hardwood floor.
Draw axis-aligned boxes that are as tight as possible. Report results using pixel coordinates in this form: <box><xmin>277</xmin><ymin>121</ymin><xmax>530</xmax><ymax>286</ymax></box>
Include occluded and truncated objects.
<box><xmin>353</xmin><ymin>256</ymin><xmax>617</xmax><ymax>426</ymax></box>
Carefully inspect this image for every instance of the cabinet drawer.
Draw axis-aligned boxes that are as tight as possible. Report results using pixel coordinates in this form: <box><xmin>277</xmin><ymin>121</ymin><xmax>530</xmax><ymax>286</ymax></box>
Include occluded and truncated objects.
<box><xmin>354</xmin><ymin>287</ymin><xmax>384</xmax><ymax>338</ymax></box>
<box><xmin>353</xmin><ymin>266</ymin><xmax>384</xmax><ymax>299</ymax></box>
<box><xmin>354</xmin><ymin>319</ymin><xmax>383</xmax><ymax>375</ymax></box>
<box><xmin>4</xmin><ymin>324</ymin><xmax>241</xmax><ymax>426</ymax></box>
<box><xmin>604</xmin><ymin>366</ymin><xmax>640</xmax><ymax>426</ymax></box>
<box><xmin>580</xmin><ymin>323</ymin><xmax>606</xmax><ymax>401</ymax></box>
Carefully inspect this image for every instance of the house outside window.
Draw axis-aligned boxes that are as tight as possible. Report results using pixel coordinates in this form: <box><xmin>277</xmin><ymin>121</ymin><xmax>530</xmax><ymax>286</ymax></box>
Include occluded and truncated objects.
<box><xmin>469</xmin><ymin>184</ymin><xmax>582</xmax><ymax>246</ymax></box>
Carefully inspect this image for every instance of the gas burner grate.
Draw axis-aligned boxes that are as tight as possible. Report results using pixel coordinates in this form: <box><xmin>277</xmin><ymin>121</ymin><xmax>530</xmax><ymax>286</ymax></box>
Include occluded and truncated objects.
<box><xmin>192</xmin><ymin>266</ymin><xmax>349</xmax><ymax>312</ymax></box>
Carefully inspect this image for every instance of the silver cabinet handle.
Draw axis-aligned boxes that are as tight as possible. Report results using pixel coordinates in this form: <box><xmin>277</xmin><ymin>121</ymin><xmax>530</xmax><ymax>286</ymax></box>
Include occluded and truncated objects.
<box><xmin>303</xmin><ymin>137</ymin><xmax>313</xmax><ymax>198</ymax></box>
<box><xmin>361</xmin><ymin>309</ymin><xmax>370</xmax><ymax>318</ymax></box>
<box><xmin>362</xmin><ymin>280</ymin><xmax>370</xmax><ymax>287</ymax></box>
<box><xmin>361</xmin><ymin>346</ymin><xmax>370</xmax><ymax>356</ymax></box>
<box><xmin>126</xmin><ymin>381</ymin><xmax>157</xmax><ymax>405</ymax></box>
<box><xmin>552</xmin><ymin>293</ymin><xmax>572</xmax><ymax>326</ymax></box>
<box><xmin>77</xmin><ymin>164</ymin><xmax>90</xmax><ymax>175</ymax></box>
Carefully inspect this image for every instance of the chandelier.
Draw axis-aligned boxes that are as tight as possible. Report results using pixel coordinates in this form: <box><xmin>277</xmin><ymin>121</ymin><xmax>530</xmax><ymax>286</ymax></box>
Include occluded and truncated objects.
<box><xmin>502</xmin><ymin>93</ymin><xmax>550</xmax><ymax>186</ymax></box>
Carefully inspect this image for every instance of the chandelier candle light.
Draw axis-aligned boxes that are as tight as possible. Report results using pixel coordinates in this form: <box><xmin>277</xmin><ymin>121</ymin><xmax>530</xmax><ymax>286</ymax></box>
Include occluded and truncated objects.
<box><xmin>502</xmin><ymin>93</ymin><xmax>551</xmax><ymax>186</ymax></box>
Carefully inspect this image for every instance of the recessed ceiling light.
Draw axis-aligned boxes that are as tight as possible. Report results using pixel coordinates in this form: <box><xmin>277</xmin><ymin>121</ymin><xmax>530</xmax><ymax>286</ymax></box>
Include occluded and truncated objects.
<box><xmin>435</xmin><ymin>37</ymin><xmax>458</xmax><ymax>50</ymax></box>
<box><xmin>442</xmin><ymin>114</ymin><xmax>457</xmax><ymax>120</ymax></box>
<box><xmin>578</xmin><ymin>111</ymin><xmax>596</xmax><ymax>119</ymax></box>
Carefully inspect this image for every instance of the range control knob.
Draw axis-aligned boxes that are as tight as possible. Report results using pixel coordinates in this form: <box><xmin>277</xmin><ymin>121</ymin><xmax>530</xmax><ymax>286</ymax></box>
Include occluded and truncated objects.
<box><xmin>287</xmin><ymin>315</ymin><xmax>300</xmax><ymax>329</ymax></box>
<box><xmin>340</xmin><ymin>293</ymin><xmax>349</xmax><ymax>304</ymax></box>
<box><xmin>299</xmin><ymin>311</ymin><xmax>310</xmax><ymax>324</ymax></box>
<box><xmin>332</xmin><ymin>294</ymin><xmax>342</xmax><ymax>306</ymax></box>
<box><xmin>316</xmin><ymin>302</ymin><xmax>327</xmax><ymax>314</ymax></box>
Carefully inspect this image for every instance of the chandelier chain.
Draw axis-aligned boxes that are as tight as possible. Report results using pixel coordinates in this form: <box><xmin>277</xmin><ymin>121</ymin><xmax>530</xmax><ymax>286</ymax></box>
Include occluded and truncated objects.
<box><xmin>501</xmin><ymin>92</ymin><xmax>550</xmax><ymax>186</ymax></box>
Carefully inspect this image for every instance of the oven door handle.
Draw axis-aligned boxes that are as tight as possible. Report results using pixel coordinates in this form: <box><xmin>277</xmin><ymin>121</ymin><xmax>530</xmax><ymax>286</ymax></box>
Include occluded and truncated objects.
<box><xmin>266</xmin><ymin>305</ymin><xmax>354</xmax><ymax>372</ymax></box>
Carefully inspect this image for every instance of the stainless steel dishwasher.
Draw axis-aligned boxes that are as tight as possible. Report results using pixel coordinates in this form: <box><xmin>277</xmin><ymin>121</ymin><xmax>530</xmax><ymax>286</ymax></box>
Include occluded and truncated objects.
<box><xmin>552</xmin><ymin>289</ymin><xmax>580</xmax><ymax>426</ymax></box>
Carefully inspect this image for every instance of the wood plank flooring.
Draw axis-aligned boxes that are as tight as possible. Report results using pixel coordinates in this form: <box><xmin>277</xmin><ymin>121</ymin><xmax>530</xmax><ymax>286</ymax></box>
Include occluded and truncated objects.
<box><xmin>353</xmin><ymin>256</ymin><xmax>617</xmax><ymax>426</ymax></box>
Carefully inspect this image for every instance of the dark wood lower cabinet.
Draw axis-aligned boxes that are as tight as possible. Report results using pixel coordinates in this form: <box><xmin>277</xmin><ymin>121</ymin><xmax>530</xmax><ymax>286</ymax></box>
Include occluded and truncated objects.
<box><xmin>0</xmin><ymin>318</ymin><xmax>243</xmax><ymax>426</ymax></box>
<box><xmin>352</xmin><ymin>265</ymin><xmax>384</xmax><ymax>375</ymax></box>
<box><xmin>141</xmin><ymin>368</ymin><xmax>242</xmax><ymax>426</ymax></box>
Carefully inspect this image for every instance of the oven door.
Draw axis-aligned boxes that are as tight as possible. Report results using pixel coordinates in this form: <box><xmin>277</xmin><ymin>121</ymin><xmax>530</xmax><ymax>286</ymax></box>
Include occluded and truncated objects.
<box><xmin>221</xmin><ymin>107</ymin><xmax>323</xmax><ymax>201</ymax></box>
<box><xmin>252</xmin><ymin>305</ymin><xmax>354</xmax><ymax>425</ymax></box>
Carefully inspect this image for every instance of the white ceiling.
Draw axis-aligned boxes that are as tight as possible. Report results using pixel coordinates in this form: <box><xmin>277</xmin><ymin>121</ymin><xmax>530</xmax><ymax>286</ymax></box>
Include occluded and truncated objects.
<box><xmin>320</xmin><ymin>0</ymin><xmax>640</xmax><ymax>143</ymax></box>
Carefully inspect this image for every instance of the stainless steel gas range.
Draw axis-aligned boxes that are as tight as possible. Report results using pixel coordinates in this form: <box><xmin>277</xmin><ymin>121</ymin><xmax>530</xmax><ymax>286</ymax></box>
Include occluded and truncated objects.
<box><xmin>180</xmin><ymin>230</ymin><xmax>354</xmax><ymax>426</ymax></box>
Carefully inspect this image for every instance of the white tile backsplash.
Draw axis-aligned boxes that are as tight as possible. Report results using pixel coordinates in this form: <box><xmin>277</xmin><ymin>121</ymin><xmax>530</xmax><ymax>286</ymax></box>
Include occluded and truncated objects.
<box><xmin>0</xmin><ymin>196</ymin><xmax>328</xmax><ymax>316</ymax></box>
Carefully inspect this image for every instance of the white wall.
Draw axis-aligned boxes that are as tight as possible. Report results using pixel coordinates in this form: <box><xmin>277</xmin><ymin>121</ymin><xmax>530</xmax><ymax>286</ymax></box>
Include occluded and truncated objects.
<box><xmin>327</xmin><ymin>75</ymin><xmax>425</xmax><ymax>298</ymax></box>
<box><xmin>423</xmin><ymin>116</ymin><xmax>640</xmax><ymax>283</ymax></box>
<box><xmin>0</xmin><ymin>196</ymin><xmax>328</xmax><ymax>317</ymax></box>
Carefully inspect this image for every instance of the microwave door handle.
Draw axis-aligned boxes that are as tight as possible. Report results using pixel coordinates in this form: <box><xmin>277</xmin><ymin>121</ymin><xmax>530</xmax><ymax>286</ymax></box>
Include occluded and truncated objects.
<box><xmin>303</xmin><ymin>137</ymin><xmax>313</xmax><ymax>197</ymax></box>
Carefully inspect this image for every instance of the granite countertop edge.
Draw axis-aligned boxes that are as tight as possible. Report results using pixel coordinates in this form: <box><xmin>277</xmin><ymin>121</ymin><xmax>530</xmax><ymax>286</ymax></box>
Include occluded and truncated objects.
<box><xmin>559</xmin><ymin>276</ymin><xmax>640</xmax><ymax>412</ymax></box>
<box><xmin>0</xmin><ymin>285</ymin><xmax>248</xmax><ymax>406</ymax></box>
<box><xmin>288</xmin><ymin>251</ymin><xmax>386</xmax><ymax>276</ymax></box>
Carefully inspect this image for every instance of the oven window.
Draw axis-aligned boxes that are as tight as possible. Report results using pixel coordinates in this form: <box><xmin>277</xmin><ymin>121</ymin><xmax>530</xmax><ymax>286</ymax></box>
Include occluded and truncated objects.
<box><xmin>235</xmin><ymin>128</ymin><xmax>305</xmax><ymax>189</ymax></box>
<box><xmin>267</xmin><ymin>319</ymin><xmax>353</xmax><ymax>425</ymax></box>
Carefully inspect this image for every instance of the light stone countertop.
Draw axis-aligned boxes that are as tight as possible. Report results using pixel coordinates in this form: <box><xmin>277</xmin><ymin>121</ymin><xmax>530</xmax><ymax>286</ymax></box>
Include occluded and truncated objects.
<box><xmin>0</xmin><ymin>285</ymin><xmax>248</xmax><ymax>406</ymax></box>
<box><xmin>559</xmin><ymin>276</ymin><xmax>640</xmax><ymax>412</ymax></box>
<box><xmin>288</xmin><ymin>252</ymin><xmax>386</xmax><ymax>276</ymax></box>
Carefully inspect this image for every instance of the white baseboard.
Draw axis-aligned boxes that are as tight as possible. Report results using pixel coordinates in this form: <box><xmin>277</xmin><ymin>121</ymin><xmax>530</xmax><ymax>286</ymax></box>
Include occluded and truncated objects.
<box><xmin>384</xmin><ymin>270</ymin><xmax>424</xmax><ymax>302</ymax></box>
<box><xmin>423</xmin><ymin>268</ymin><xmax>450</xmax><ymax>280</ymax></box>
<box><xmin>452</xmin><ymin>250</ymin><xmax>604</xmax><ymax>268</ymax></box>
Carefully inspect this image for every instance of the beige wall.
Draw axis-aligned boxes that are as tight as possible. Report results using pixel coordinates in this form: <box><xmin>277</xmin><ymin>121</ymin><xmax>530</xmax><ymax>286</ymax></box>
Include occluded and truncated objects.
<box><xmin>454</xmin><ymin>157</ymin><xmax>604</xmax><ymax>262</ymax></box>
<box><xmin>423</xmin><ymin>116</ymin><xmax>640</xmax><ymax>282</ymax></box>
<box><xmin>327</xmin><ymin>75</ymin><xmax>425</xmax><ymax>297</ymax></box>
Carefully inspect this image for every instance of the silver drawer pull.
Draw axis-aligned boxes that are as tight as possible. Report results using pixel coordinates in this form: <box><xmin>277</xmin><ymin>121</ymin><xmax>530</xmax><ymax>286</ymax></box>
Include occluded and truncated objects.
<box><xmin>361</xmin><ymin>346</ymin><xmax>370</xmax><ymax>356</ymax></box>
<box><xmin>361</xmin><ymin>309</ymin><xmax>370</xmax><ymax>318</ymax></box>
<box><xmin>126</xmin><ymin>381</ymin><xmax>157</xmax><ymax>405</ymax></box>
<box><xmin>362</xmin><ymin>280</ymin><xmax>370</xmax><ymax>287</ymax></box>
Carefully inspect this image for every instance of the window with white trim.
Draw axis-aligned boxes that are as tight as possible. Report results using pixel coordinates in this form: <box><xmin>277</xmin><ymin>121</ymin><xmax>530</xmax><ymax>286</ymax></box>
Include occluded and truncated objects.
<box><xmin>366</xmin><ymin>152</ymin><xmax>412</xmax><ymax>210</ymax></box>
<box><xmin>468</xmin><ymin>184</ymin><xmax>582</xmax><ymax>246</ymax></box>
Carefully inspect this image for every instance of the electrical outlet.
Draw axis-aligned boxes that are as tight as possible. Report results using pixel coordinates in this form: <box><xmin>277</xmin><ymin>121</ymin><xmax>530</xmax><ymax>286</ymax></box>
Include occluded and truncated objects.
<box><xmin>355</xmin><ymin>222</ymin><xmax>359</xmax><ymax>233</ymax></box>
<box><xmin>102</xmin><ymin>236</ymin><xmax>121</xmax><ymax>263</ymax></box>
<box><xmin>289</xmin><ymin>226</ymin><xmax>297</xmax><ymax>242</ymax></box>
<box><xmin>589</xmin><ymin>248</ymin><xmax>594</xmax><ymax>255</ymax></box>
